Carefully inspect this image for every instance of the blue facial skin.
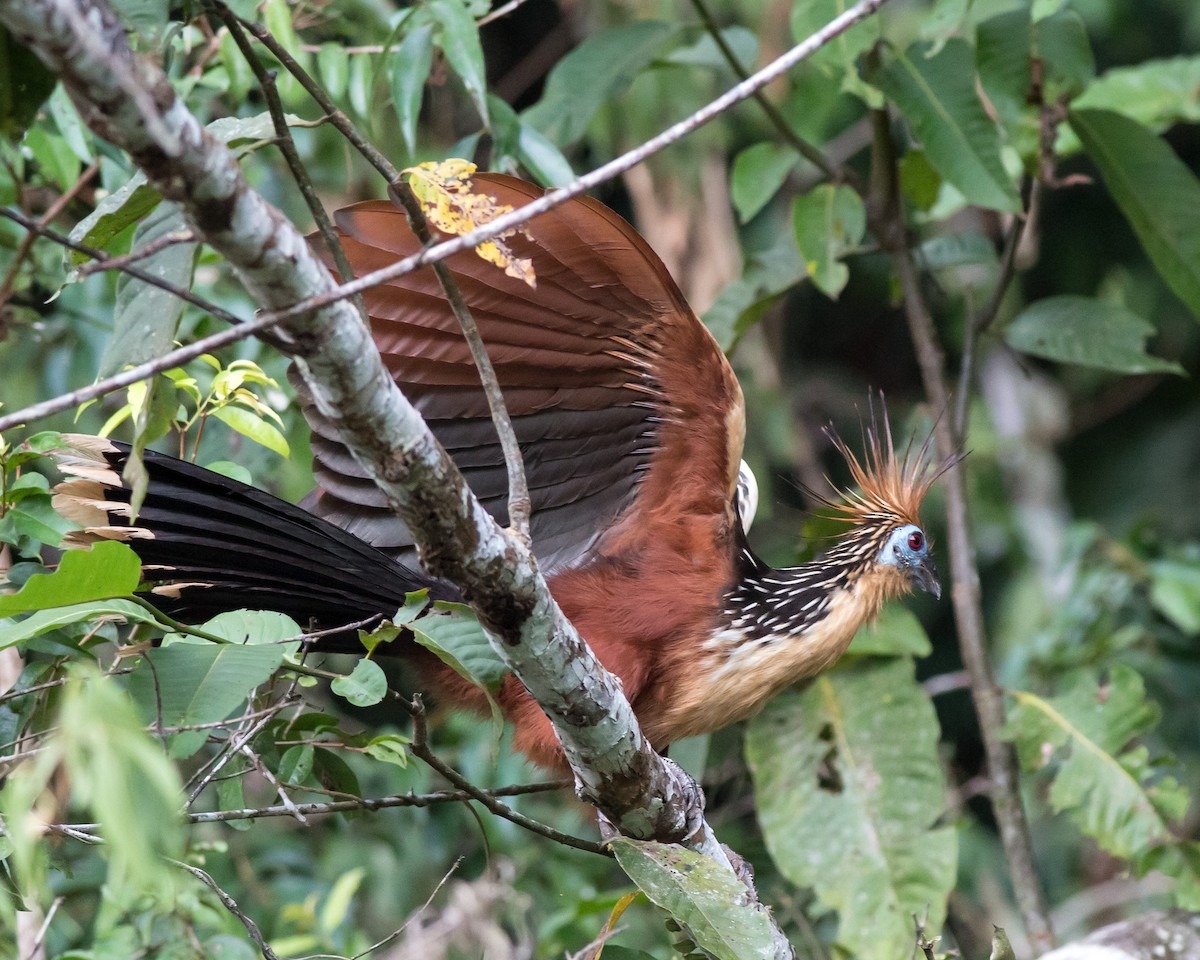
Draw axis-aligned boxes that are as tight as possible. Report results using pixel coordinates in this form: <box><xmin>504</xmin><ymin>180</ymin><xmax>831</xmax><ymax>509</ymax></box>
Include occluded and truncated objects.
<box><xmin>878</xmin><ymin>523</ymin><xmax>941</xmax><ymax>598</ymax></box>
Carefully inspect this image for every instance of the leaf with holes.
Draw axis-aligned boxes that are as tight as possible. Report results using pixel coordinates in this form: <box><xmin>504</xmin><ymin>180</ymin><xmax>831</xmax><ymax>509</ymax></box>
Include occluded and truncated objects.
<box><xmin>1005</xmin><ymin>665</ymin><xmax>1192</xmax><ymax>864</ymax></box>
<box><xmin>746</xmin><ymin>657</ymin><xmax>956</xmax><ymax>960</ymax></box>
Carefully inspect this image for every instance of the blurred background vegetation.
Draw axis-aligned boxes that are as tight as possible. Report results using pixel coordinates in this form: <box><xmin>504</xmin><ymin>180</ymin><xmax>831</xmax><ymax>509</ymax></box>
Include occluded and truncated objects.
<box><xmin>2</xmin><ymin>0</ymin><xmax>1200</xmax><ymax>957</ymax></box>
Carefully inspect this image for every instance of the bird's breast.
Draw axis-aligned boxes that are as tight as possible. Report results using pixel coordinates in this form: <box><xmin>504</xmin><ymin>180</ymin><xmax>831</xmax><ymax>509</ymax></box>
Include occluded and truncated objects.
<box><xmin>644</xmin><ymin>568</ymin><xmax>903</xmax><ymax>745</ymax></box>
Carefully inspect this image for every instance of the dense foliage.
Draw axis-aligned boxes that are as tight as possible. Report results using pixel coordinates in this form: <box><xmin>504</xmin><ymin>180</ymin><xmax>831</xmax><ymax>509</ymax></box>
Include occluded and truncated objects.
<box><xmin>1</xmin><ymin>0</ymin><xmax>1199</xmax><ymax>957</ymax></box>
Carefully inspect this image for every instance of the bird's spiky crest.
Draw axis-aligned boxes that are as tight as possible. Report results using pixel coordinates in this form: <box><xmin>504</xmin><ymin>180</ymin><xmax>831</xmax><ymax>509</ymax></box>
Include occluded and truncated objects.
<box><xmin>819</xmin><ymin>398</ymin><xmax>959</xmax><ymax>530</ymax></box>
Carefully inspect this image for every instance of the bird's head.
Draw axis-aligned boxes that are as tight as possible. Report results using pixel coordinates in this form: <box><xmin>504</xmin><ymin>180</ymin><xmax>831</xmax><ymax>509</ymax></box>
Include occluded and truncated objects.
<box><xmin>819</xmin><ymin>403</ymin><xmax>960</xmax><ymax>602</ymax></box>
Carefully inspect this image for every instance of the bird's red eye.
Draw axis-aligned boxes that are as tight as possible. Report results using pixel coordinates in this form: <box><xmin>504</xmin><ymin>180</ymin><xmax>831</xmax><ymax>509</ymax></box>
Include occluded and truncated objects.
<box><xmin>908</xmin><ymin>530</ymin><xmax>925</xmax><ymax>551</ymax></box>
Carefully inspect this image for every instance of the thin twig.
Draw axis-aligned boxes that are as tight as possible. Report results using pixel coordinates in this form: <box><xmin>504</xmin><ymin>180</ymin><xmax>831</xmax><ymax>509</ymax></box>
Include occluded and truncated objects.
<box><xmin>0</xmin><ymin>161</ymin><xmax>98</xmax><ymax>306</ymax></box>
<box><xmin>222</xmin><ymin>4</ymin><xmax>399</xmax><ymax>183</ymax></box>
<box><xmin>405</xmin><ymin>695</ymin><xmax>609</xmax><ymax>856</ymax></box>
<box><xmin>866</xmin><ymin>107</ymin><xmax>1055</xmax><ymax>954</ymax></box>
<box><xmin>212</xmin><ymin>8</ymin><xmax>359</xmax><ymax>298</ymax></box>
<box><xmin>291</xmin><ymin>859</ymin><xmax>463</xmax><ymax>960</ymax></box>
<box><xmin>186</xmin><ymin>709</ymin><xmax>278</xmax><ymax>806</ymax></box>
<box><xmin>478</xmin><ymin>0</ymin><xmax>533</xmax><ymax>27</ymax></box>
<box><xmin>953</xmin><ymin>177</ymin><xmax>1037</xmax><ymax>437</ymax></box>
<box><xmin>238</xmin><ymin>743</ymin><xmax>308</xmax><ymax>823</ymax></box>
<box><xmin>21</xmin><ymin>895</ymin><xmax>63</xmax><ymax>960</ymax></box>
<box><xmin>0</xmin><ymin>206</ymin><xmax>241</xmax><ymax>325</ymax></box>
<box><xmin>173</xmin><ymin>859</ymin><xmax>282</xmax><ymax>960</ymax></box>
<box><xmin>686</xmin><ymin>0</ymin><xmax>847</xmax><ymax>184</ymax></box>
<box><xmin>181</xmin><ymin>780</ymin><xmax>570</xmax><ymax>823</ymax></box>
<box><xmin>75</xmin><ymin>227</ymin><xmax>195</xmax><ymax>278</ymax></box>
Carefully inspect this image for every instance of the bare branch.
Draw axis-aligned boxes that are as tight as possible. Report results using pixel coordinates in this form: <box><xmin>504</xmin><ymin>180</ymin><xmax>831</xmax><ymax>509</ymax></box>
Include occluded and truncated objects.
<box><xmin>865</xmin><ymin>107</ymin><xmax>1055</xmax><ymax>954</ymax></box>
<box><xmin>172</xmin><ymin>860</ymin><xmax>281</xmax><ymax>960</ymax></box>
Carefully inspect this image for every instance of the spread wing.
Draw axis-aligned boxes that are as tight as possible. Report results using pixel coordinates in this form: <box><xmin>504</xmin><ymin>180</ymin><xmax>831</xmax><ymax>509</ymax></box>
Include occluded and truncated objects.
<box><xmin>303</xmin><ymin>173</ymin><xmax>744</xmax><ymax>573</ymax></box>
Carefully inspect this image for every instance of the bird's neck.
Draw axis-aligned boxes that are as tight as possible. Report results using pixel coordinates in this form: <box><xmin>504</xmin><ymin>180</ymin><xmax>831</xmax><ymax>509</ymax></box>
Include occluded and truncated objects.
<box><xmin>642</xmin><ymin>533</ymin><xmax>905</xmax><ymax>747</ymax></box>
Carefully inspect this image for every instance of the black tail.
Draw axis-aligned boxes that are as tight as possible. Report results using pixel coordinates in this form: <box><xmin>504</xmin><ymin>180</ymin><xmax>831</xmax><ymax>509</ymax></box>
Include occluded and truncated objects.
<box><xmin>52</xmin><ymin>435</ymin><xmax>453</xmax><ymax>638</ymax></box>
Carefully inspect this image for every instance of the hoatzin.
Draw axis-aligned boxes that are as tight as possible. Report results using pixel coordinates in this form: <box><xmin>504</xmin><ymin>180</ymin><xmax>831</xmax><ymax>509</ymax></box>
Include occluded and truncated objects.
<box><xmin>52</xmin><ymin>174</ymin><xmax>947</xmax><ymax>769</ymax></box>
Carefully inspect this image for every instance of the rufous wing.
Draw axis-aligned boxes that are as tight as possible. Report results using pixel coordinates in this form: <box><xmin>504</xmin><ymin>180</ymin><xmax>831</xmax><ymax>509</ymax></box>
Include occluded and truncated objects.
<box><xmin>303</xmin><ymin>173</ymin><xmax>744</xmax><ymax>573</ymax></box>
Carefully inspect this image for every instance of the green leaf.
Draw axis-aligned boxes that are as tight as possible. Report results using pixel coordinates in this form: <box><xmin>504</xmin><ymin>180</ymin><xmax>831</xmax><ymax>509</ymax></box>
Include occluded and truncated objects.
<box><xmin>411</xmin><ymin>603</ymin><xmax>507</xmax><ymax>693</ymax></box>
<box><xmin>186</xmin><ymin>609</ymin><xmax>302</xmax><ymax>656</ymax></box>
<box><xmin>609</xmin><ymin>839</ymin><xmax>778</xmax><ymax>960</ymax></box>
<box><xmin>522</xmin><ymin>22</ymin><xmax>675</xmax><ymax>147</ymax></box>
<box><xmin>429</xmin><ymin>0</ymin><xmax>489</xmax><ymax>125</ymax></box>
<box><xmin>0</xmin><ymin>26</ymin><xmax>57</xmax><ymax>141</ymax></box>
<box><xmin>47</xmin><ymin>84</ymin><xmax>91</xmax><ymax>164</ymax></box>
<box><xmin>126</xmin><ymin>643</ymin><xmax>286</xmax><ymax>758</ymax></box>
<box><xmin>976</xmin><ymin>8</ymin><xmax>1035</xmax><ymax>150</ymax></box>
<box><xmin>791</xmin><ymin>0</ymin><xmax>882</xmax><ymax>104</ymax></box>
<box><xmin>871</xmin><ymin>40</ymin><xmax>1021</xmax><ymax>212</ymax></box>
<box><xmin>23</xmin><ymin>126</ymin><xmax>80</xmax><ymax>192</ymax></box>
<box><xmin>0</xmin><ymin>599</ymin><xmax>161</xmax><ymax>649</ymax></box>
<box><xmin>899</xmin><ymin>149</ymin><xmax>943</xmax><ymax>210</ymax></box>
<box><xmin>67</xmin><ymin>173</ymin><xmax>162</xmax><ymax>266</ymax></box>
<box><xmin>2</xmin><ymin>666</ymin><xmax>184</xmax><ymax>900</ymax></box>
<box><xmin>320</xmin><ymin>868</ymin><xmax>365</xmax><ymax>934</ymax></box>
<box><xmin>704</xmin><ymin>238</ymin><xmax>805</xmax><ymax>351</ymax></box>
<box><xmin>731</xmin><ymin>142</ymin><xmax>800</xmax><ymax>223</ymax></box>
<box><xmin>99</xmin><ymin>202</ymin><xmax>197</xmax><ymax>377</ymax></box>
<box><xmin>219</xmin><ymin>29</ymin><xmax>253</xmax><ymax>103</ymax></box>
<box><xmin>849</xmin><ymin>606</ymin><xmax>932</xmax><ymax>656</ymax></box>
<box><xmin>919</xmin><ymin>231</ymin><xmax>998</xmax><ymax>271</ymax></box>
<box><xmin>1072</xmin><ymin>56</ymin><xmax>1200</xmax><ymax>135</ymax></box>
<box><xmin>1033</xmin><ymin>9</ymin><xmax>1095</xmax><ymax>101</ymax></box>
<box><xmin>9</xmin><ymin>495</ymin><xmax>74</xmax><ymax>547</ymax></box>
<box><xmin>663</xmin><ymin>26</ymin><xmax>758</xmax><ymax>72</ymax></box>
<box><xmin>317</xmin><ymin>42</ymin><xmax>350</xmax><ymax>101</ymax></box>
<box><xmin>211</xmin><ymin>404</ymin><xmax>290</xmax><ymax>458</ymax></box>
<box><xmin>1150</xmin><ymin>559</ymin><xmax>1200</xmax><ymax>635</ymax></box>
<box><xmin>792</xmin><ymin>183</ymin><xmax>866</xmax><ymax>299</ymax></box>
<box><xmin>1004</xmin><ymin>295</ymin><xmax>1183</xmax><ymax>375</ymax></box>
<box><xmin>746</xmin><ymin>658</ymin><xmax>956</xmax><ymax>960</ymax></box>
<box><xmin>278</xmin><ymin>744</ymin><xmax>314</xmax><ymax>784</ymax></box>
<box><xmin>330</xmin><ymin>658</ymin><xmax>388</xmax><ymax>707</ymax></box>
<box><xmin>515</xmin><ymin>120</ymin><xmax>575</xmax><ymax>189</ymax></box>
<box><xmin>1070</xmin><ymin>108</ymin><xmax>1200</xmax><ymax>322</ymax></box>
<box><xmin>390</xmin><ymin>22</ymin><xmax>433</xmax><ymax>155</ymax></box>
<box><xmin>0</xmin><ymin>540</ymin><xmax>141</xmax><ymax>614</ymax></box>
<box><xmin>215</xmin><ymin>755</ymin><xmax>251</xmax><ymax>831</ymax></box>
<box><xmin>363</xmin><ymin>733</ymin><xmax>411</xmax><ymax>768</ymax></box>
<box><xmin>1006</xmin><ymin>665</ymin><xmax>1190</xmax><ymax>863</ymax></box>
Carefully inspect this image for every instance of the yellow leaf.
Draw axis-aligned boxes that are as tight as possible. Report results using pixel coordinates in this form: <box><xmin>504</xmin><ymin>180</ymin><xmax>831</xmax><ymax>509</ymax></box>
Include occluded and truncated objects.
<box><xmin>402</xmin><ymin>158</ymin><xmax>537</xmax><ymax>288</ymax></box>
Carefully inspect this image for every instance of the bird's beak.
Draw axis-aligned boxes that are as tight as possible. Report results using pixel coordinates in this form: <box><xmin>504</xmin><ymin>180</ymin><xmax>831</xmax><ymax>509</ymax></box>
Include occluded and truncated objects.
<box><xmin>910</xmin><ymin>556</ymin><xmax>941</xmax><ymax>600</ymax></box>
